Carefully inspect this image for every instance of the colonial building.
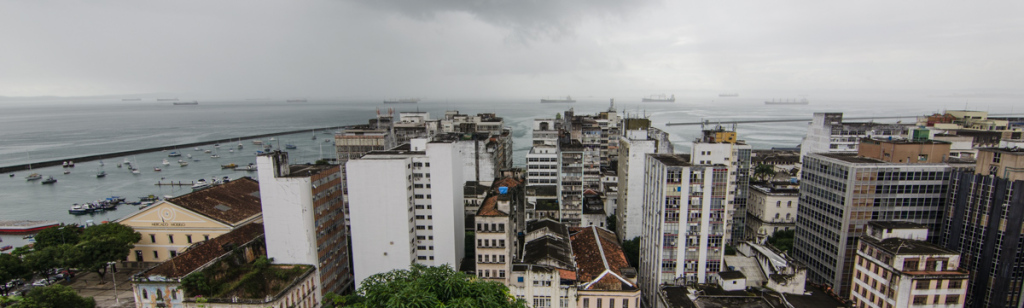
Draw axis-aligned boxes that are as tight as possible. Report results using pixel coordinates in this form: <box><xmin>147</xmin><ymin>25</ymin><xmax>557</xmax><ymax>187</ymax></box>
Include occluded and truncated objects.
<box><xmin>118</xmin><ymin>178</ymin><xmax>263</xmax><ymax>263</ymax></box>
<box><xmin>474</xmin><ymin>177</ymin><xmax>525</xmax><ymax>284</ymax></box>
<box><xmin>571</xmin><ymin>226</ymin><xmax>641</xmax><ymax>308</ymax></box>
<box><xmin>746</xmin><ymin>181</ymin><xmax>799</xmax><ymax>243</ymax></box>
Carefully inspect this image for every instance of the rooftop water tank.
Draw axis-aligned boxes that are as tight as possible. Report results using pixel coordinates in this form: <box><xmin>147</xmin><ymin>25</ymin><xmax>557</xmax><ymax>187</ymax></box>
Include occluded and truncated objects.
<box><xmin>499</xmin><ymin>187</ymin><xmax>508</xmax><ymax>194</ymax></box>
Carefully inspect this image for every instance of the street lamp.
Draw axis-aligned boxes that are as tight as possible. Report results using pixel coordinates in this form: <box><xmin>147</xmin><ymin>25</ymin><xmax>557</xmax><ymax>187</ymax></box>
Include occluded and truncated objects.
<box><xmin>107</xmin><ymin>262</ymin><xmax>119</xmax><ymax>305</ymax></box>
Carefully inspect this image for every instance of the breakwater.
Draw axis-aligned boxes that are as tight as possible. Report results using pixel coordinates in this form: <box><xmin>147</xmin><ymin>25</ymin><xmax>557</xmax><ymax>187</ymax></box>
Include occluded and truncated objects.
<box><xmin>0</xmin><ymin>125</ymin><xmax>354</xmax><ymax>174</ymax></box>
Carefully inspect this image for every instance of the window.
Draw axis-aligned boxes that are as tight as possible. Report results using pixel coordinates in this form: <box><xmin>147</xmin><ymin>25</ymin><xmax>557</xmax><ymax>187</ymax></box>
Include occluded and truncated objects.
<box><xmin>186</xmin><ymin>235</ymin><xmax>192</xmax><ymax>244</ymax></box>
<box><xmin>169</xmin><ymin>250</ymin><xmax>177</xmax><ymax>258</ymax></box>
<box><xmin>203</xmin><ymin>234</ymin><xmax>210</xmax><ymax>241</ymax></box>
<box><xmin>945</xmin><ymin>295</ymin><xmax>959</xmax><ymax>304</ymax></box>
<box><xmin>150</xmin><ymin>234</ymin><xmax>156</xmax><ymax>243</ymax></box>
<box><xmin>915</xmin><ymin>280</ymin><xmax>929</xmax><ymax>289</ymax></box>
<box><xmin>597</xmin><ymin>298</ymin><xmax>603</xmax><ymax>308</ymax></box>
<box><xmin>142</xmin><ymin>289</ymin><xmax>148</xmax><ymax>299</ymax></box>
<box><xmin>949</xmin><ymin>280</ymin><xmax>962</xmax><ymax>288</ymax></box>
<box><xmin>583</xmin><ymin>298</ymin><xmax>589</xmax><ymax>308</ymax></box>
<box><xmin>913</xmin><ymin>295</ymin><xmax>927</xmax><ymax>305</ymax></box>
<box><xmin>622</xmin><ymin>299</ymin><xmax>628</xmax><ymax>308</ymax></box>
<box><xmin>168</xmin><ymin>235</ymin><xmax>174</xmax><ymax>244</ymax></box>
<box><xmin>152</xmin><ymin>251</ymin><xmax>159</xmax><ymax>259</ymax></box>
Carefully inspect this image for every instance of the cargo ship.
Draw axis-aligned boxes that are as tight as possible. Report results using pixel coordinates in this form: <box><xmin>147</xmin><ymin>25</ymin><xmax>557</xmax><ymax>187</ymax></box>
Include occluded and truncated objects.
<box><xmin>383</xmin><ymin>98</ymin><xmax>420</xmax><ymax>104</ymax></box>
<box><xmin>540</xmin><ymin>96</ymin><xmax>576</xmax><ymax>103</ymax></box>
<box><xmin>642</xmin><ymin>94</ymin><xmax>675</xmax><ymax>102</ymax></box>
<box><xmin>764</xmin><ymin>98</ymin><xmax>809</xmax><ymax>105</ymax></box>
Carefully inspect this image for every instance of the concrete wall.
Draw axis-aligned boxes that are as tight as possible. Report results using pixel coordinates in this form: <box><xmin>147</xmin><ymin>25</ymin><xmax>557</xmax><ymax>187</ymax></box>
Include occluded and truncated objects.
<box><xmin>346</xmin><ymin>158</ymin><xmax>415</xmax><ymax>288</ymax></box>
<box><xmin>427</xmin><ymin>142</ymin><xmax>466</xmax><ymax>268</ymax></box>
<box><xmin>617</xmin><ymin>136</ymin><xmax>655</xmax><ymax>242</ymax></box>
<box><xmin>256</xmin><ymin>155</ymin><xmax>322</xmax><ymax>300</ymax></box>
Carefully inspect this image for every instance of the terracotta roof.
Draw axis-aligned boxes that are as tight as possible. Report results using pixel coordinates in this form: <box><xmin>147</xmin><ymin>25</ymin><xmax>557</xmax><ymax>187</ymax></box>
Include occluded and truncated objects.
<box><xmin>476</xmin><ymin>195</ymin><xmax>507</xmax><ymax>217</ymax></box>
<box><xmin>570</xmin><ymin>226</ymin><xmax>635</xmax><ymax>291</ymax></box>
<box><xmin>493</xmin><ymin>177</ymin><xmax>522</xmax><ymax>190</ymax></box>
<box><xmin>167</xmin><ymin>177</ymin><xmax>263</xmax><ymax>226</ymax></box>
<box><xmin>522</xmin><ymin>236</ymin><xmax>573</xmax><ymax>269</ymax></box>
<box><xmin>558</xmin><ymin>268</ymin><xmax>577</xmax><ymax>281</ymax></box>
<box><xmin>141</xmin><ymin>223</ymin><xmax>265</xmax><ymax>279</ymax></box>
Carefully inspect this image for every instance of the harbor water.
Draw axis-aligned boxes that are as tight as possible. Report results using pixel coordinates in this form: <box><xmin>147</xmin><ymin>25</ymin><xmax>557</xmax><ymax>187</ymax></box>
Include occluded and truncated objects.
<box><xmin>1</xmin><ymin>94</ymin><xmax>1018</xmax><ymax>246</ymax></box>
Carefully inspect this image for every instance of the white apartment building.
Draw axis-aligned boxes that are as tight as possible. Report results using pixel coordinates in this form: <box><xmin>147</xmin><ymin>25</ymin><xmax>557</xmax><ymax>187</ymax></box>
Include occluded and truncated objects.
<box><xmin>639</xmin><ymin>154</ymin><xmax>727</xmax><ymax>306</ymax></box>
<box><xmin>527</xmin><ymin>145</ymin><xmax>559</xmax><ymax>186</ymax></box>
<box><xmin>851</xmin><ymin>222</ymin><xmax>968</xmax><ymax>308</ymax></box>
<box><xmin>690</xmin><ymin>126</ymin><xmax>751</xmax><ymax>243</ymax></box>
<box><xmin>257</xmin><ymin>151</ymin><xmax>353</xmax><ymax>296</ymax></box>
<box><xmin>800</xmin><ymin>112</ymin><xmax>909</xmax><ymax>161</ymax></box>
<box><xmin>346</xmin><ymin>140</ymin><xmax>466</xmax><ymax>288</ymax></box>
<box><xmin>618</xmin><ymin>128</ymin><xmax>673</xmax><ymax>242</ymax></box>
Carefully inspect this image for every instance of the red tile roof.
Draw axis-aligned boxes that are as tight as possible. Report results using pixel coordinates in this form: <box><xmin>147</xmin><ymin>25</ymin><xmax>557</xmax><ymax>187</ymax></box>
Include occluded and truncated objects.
<box><xmin>570</xmin><ymin>226</ymin><xmax>634</xmax><ymax>291</ymax></box>
<box><xmin>141</xmin><ymin>223</ymin><xmax>265</xmax><ymax>279</ymax></box>
<box><xmin>167</xmin><ymin>177</ymin><xmax>263</xmax><ymax>226</ymax></box>
<box><xmin>476</xmin><ymin>195</ymin><xmax>507</xmax><ymax>217</ymax></box>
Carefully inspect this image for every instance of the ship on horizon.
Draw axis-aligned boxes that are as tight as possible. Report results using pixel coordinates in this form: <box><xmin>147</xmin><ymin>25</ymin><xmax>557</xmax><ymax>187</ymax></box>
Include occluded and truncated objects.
<box><xmin>540</xmin><ymin>96</ymin><xmax>576</xmax><ymax>103</ymax></box>
<box><xmin>764</xmin><ymin>98</ymin><xmax>809</xmax><ymax>105</ymax></box>
<box><xmin>383</xmin><ymin>98</ymin><xmax>420</xmax><ymax>104</ymax></box>
<box><xmin>642</xmin><ymin>94</ymin><xmax>675</xmax><ymax>102</ymax></box>
<box><xmin>157</xmin><ymin>98</ymin><xmax>179</xmax><ymax>102</ymax></box>
<box><xmin>172</xmin><ymin>101</ymin><xmax>199</xmax><ymax>105</ymax></box>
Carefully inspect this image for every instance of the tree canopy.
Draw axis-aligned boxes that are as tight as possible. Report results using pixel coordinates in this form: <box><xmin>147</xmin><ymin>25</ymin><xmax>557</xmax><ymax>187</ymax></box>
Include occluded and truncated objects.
<box><xmin>621</xmin><ymin>237</ymin><xmax>640</xmax><ymax>268</ymax></box>
<box><xmin>752</xmin><ymin>164</ymin><xmax>777</xmax><ymax>182</ymax></box>
<box><xmin>767</xmin><ymin>229</ymin><xmax>795</xmax><ymax>253</ymax></box>
<box><xmin>31</xmin><ymin>226</ymin><xmax>81</xmax><ymax>250</ymax></box>
<box><xmin>7</xmin><ymin>285</ymin><xmax>95</xmax><ymax>308</ymax></box>
<box><xmin>324</xmin><ymin>264</ymin><xmax>526</xmax><ymax>308</ymax></box>
<box><xmin>0</xmin><ymin>254</ymin><xmax>30</xmax><ymax>296</ymax></box>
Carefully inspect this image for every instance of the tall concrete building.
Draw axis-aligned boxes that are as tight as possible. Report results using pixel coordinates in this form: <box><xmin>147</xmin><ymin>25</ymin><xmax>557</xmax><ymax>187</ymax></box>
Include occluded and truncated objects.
<box><xmin>345</xmin><ymin>140</ymin><xmax>466</xmax><ymax>288</ymax></box>
<box><xmin>690</xmin><ymin>125</ymin><xmax>751</xmax><ymax>242</ymax></box>
<box><xmin>792</xmin><ymin>145</ymin><xmax>962</xmax><ymax>296</ymax></box>
<box><xmin>617</xmin><ymin>125</ymin><xmax>673</xmax><ymax>242</ymax></box>
<box><xmin>257</xmin><ymin>151</ymin><xmax>353</xmax><ymax>295</ymax></box>
<box><xmin>941</xmin><ymin>147</ymin><xmax>1024</xmax><ymax>308</ymax></box>
<box><xmin>639</xmin><ymin>154</ymin><xmax>726</xmax><ymax>306</ymax></box>
<box><xmin>473</xmin><ymin>177</ymin><xmax>525</xmax><ymax>284</ymax></box>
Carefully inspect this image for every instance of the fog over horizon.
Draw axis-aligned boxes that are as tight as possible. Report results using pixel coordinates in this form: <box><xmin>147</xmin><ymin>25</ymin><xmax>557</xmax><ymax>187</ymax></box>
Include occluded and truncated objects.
<box><xmin>2</xmin><ymin>1</ymin><xmax>1022</xmax><ymax>99</ymax></box>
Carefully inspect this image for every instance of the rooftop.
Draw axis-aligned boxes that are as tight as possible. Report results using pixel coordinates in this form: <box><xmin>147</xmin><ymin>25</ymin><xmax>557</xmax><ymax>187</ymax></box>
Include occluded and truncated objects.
<box><xmin>140</xmin><ymin>223</ymin><xmax>265</xmax><ymax>279</ymax></box>
<box><xmin>464</xmin><ymin>181</ymin><xmax>490</xmax><ymax>196</ymax></box>
<box><xmin>166</xmin><ymin>177</ymin><xmax>263</xmax><ymax>225</ymax></box>
<box><xmin>476</xmin><ymin>195</ymin><xmax>506</xmax><ymax>217</ymax></box>
<box><xmin>569</xmin><ymin>227</ymin><xmax>635</xmax><ymax>291</ymax></box>
<box><xmin>526</xmin><ymin>185</ymin><xmax>558</xmax><ymax>197</ymax></box>
<box><xmin>527</xmin><ymin>219</ymin><xmax>569</xmax><ymax>235</ymax></box>
<box><xmin>862</xmin><ymin>236</ymin><xmax>958</xmax><ymax>256</ymax></box>
<box><xmin>283</xmin><ymin>164</ymin><xmax>333</xmax><ymax>178</ymax></box>
<box><xmin>817</xmin><ymin>153</ymin><xmax>887</xmax><ymax>164</ymax></box>
<box><xmin>717</xmin><ymin>271</ymin><xmax>746</xmax><ymax>280</ymax></box>
<box><xmin>749</xmin><ymin>183</ymin><xmax>800</xmax><ymax>195</ymax></box>
<box><xmin>522</xmin><ymin>236</ymin><xmax>574</xmax><ymax>269</ymax></box>
<box><xmin>868</xmin><ymin>221</ymin><xmax>928</xmax><ymax>230</ymax></box>
<box><xmin>861</xmin><ymin>137</ymin><xmax>952</xmax><ymax>145</ymax></box>
<box><xmin>649</xmin><ymin>154</ymin><xmax>692</xmax><ymax>167</ymax></box>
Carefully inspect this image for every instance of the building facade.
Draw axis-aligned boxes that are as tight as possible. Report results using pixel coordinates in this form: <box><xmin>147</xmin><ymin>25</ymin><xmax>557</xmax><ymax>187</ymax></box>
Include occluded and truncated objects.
<box><xmin>257</xmin><ymin>151</ymin><xmax>353</xmax><ymax>296</ymax></box>
<box><xmin>690</xmin><ymin>126</ymin><xmax>751</xmax><ymax>242</ymax></box>
<box><xmin>745</xmin><ymin>182</ymin><xmax>799</xmax><ymax>243</ymax></box>
<box><xmin>639</xmin><ymin>154</ymin><xmax>726</xmax><ymax>306</ymax></box>
<box><xmin>617</xmin><ymin>127</ymin><xmax>673</xmax><ymax>242</ymax></box>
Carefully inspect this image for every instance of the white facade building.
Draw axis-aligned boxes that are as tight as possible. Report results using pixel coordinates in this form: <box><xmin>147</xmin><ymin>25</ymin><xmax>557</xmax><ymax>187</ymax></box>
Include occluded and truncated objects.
<box><xmin>800</xmin><ymin>112</ymin><xmax>909</xmax><ymax>161</ymax></box>
<box><xmin>346</xmin><ymin>140</ymin><xmax>466</xmax><ymax>288</ymax></box>
<box><xmin>639</xmin><ymin>154</ymin><xmax>727</xmax><ymax>306</ymax></box>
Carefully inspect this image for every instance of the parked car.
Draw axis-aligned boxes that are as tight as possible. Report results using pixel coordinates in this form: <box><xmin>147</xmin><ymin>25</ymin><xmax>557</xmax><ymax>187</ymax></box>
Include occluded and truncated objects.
<box><xmin>31</xmin><ymin>279</ymin><xmax>50</xmax><ymax>287</ymax></box>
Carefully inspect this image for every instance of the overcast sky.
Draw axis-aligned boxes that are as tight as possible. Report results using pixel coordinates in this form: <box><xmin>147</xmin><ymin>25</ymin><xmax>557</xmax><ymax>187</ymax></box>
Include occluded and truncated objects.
<box><xmin>1</xmin><ymin>1</ymin><xmax>1021</xmax><ymax>99</ymax></box>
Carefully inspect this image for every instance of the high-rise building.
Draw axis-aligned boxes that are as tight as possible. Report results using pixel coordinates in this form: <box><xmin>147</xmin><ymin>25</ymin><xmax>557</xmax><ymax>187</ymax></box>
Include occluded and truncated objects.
<box><xmin>690</xmin><ymin>125</ymin><xmax>751</xmax><ymax>242</ymax></box>
<box><xmin>345</xmin><ymin>140</ymin><xmax>466</xmax><ymax>288</ymax></box>
<box><xmin>617</xmin><ymin>126</ymin><xmax>673</xmax><ymax>242</ymax></box>
<box><xmin>851</xmin><ymin>221</ymin><xmax>968</xmax><ymax>308</ymax></box>
<box><xmin>792</xmin><ymin>146</ymin><xmax>961</xmax><ymax>296</ymax></box>
<box><xmin>639</xmin><ymin>154</ymin><xmax>726</xmax><ymax>306</ymax></box>
<box><xmin>941</xmin><ymin>147</ymin><xmax>1024</xmax><ymax>307</ymax></box>
<box><xmin>257</xmin><ymin>151</ymin><xmax>353</xmax><ymax>295</ymax></box>
<box><xmin>800</xmin><ymin>112</ymin><xmax>909</xmax><ymax>161</ymax></box>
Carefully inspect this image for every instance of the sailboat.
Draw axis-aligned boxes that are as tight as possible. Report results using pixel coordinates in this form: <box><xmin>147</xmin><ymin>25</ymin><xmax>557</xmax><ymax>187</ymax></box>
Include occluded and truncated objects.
<box><xmin>237</xmin><ymin>139</ymin><xmax>244</xmax><ymax>149</ymax></box>
<box><xmin>162</xmin><ymin>159</ymin><xmax>170</xmax><ymax>166</ymax></box>
<box><xmin>25</xmin><ymin>159</ymin><xmax>41</xmax><ymax>181</ymax></box>
<box><xmin>311</xmin><ymin>129</ymin><xmax>317</xmax><ymax>140</ymax></box>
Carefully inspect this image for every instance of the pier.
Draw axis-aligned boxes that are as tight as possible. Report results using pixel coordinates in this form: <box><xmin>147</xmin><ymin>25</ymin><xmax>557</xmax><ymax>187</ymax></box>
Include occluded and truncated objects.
<box><xmin>0</xmin><ymin>125</ymin><xmax>357</xmax><ymax>174</ymax></box>
<box><xmin>155</xmin><ymin>181</ymin><xmax>194</xmax><ymax>186</ymax></box>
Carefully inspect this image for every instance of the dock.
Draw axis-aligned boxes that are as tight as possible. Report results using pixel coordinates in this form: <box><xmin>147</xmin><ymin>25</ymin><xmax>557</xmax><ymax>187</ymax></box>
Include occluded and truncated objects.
<box><xmin>155</xmin><ymin>181</ymin><xmax>194</xmax><ymax>186</ymax></box>
<box><xmin>0</xmin><ymin>220</ymin><xmax>61</xmax><ymax>234</ymax></box>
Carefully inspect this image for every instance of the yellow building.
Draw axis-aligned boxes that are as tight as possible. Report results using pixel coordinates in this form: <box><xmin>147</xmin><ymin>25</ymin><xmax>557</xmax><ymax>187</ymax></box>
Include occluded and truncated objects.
<box><xmin>118</xmin><ymin>178</ymin><xmax>263</xmax><ymax>263</ymax></box>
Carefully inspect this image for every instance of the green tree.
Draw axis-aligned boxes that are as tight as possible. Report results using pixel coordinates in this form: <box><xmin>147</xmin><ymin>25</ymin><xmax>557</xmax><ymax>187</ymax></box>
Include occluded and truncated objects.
<box><xmin>324</xmin><ymin>264</ymin><xmax>526</xmax><ymax>308</ymax></box>
<box><xmin>752</xmin><ymin>164</ymin><xmax>776</xmax><ymax>182</ymax></box>
<box><xmin>181</xmin><ymin>272</ymin><xmax>217</xmax><ymax>297</ymax></box>
<box><xmin>81</xmin><ymin>223</ymin><xmax>140</xmax><ymax>245</ymax></box>
<box><xmin>606</xmin><ymin>215</ymin><xmax>617</xmax><ymax>234</ymax></box>
<box><xmin>0</xmin><ymin>254</ymin><xmax>30</xmax><ymax>296</ymax></box>
<box><xmin>68</xmin><ymin>223</ymin><xmax>141</xmax><ymax>278</ymax></box>
<box><xmin>21</xmin><ymin>246</ymin><xmax>64</xmax><ymax>278</ymax></box>
<box><xmin>32</xmin><ymin>226</ymin><xmax>81</xmax><ymax>250</ymax></box>
<box><xmin>766</xmin><ymin>229</ymin><xmax>795</xmax><ymax>253</ymax></box>
<box><xmin>621</xmin><ymin>237</ymin><xmax>640</xmax><ymax>268</ymax></box>
<box><xmin>10</xmin><ymin>284</ymin><xmax>95</xmax><ymax>308</ymax></box>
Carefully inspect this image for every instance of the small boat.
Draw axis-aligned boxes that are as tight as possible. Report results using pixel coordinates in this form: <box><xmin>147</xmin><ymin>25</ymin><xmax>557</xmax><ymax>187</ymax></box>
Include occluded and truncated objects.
<box><xmin>325</xmin><ymin>139</ymin><xmax>333</xmax><ymax>143</ymax></box>
<box><xmin>22</xmin><ymin>235</ymin><xmax>34</xmax><ymax>240</ymax></box>
<box><xmin>204</xmin><ymin>149</ymin><xmax>212</xmax><ymax>153</ymax></box>
<box><xmin>192</xmin><ymin>179</ymin><xmax>211</xmax><ymax>191</ymax></box>
<box><xmin>41</xmin><ymin>176</ymin><xmax>57</xmax><ymax>184</ymax></box>
<box><xmin>153</xmin><ymin>167</ymin><xmax>162</xmax><ymax>172</ymax></box>
<box><xmin>179</xmin><ymin>161</ymin><xmax>189</xmax><ymax>167</ymax></box>
<box><xmin>210</xmin><ymin>154</ymin><xmax>220</xmax><ymax>158</ymax></box>
<box><xmin>124</xmin><ymin>158</ymin><xmax>131</xmax><ymax>164</ymax></box>
<box><xmin>235</xmin><ymin>163</ymin><xmax>258</xmax><ymax>172</ymax></box>
<box><xmin>285</xmin><ymin>144</ymin><xmax>297</xmax><ymax>149</ymax></box>
<box><xmin>96</xmin><ymin>171</ymin><xmax>107</xmax><ymax>178</ymax></box>
<box><xmin>228</xmin><ymin>149</ymin><xmax>234</xmax><ymax>153</ymax></box>
<box><xmin>68</xmin><ymin>161</ymin><xmax>74</xmax><ymax>167</ymax></box>
<box><xmin>186</xmin><ymin>154</ymin><xmax>192</xmax><ymax>158</ymax></box>
<box><xmin>139</xmin><ymin>195</ymin><xmax>159</xmax><ymax>202</ymax></box>
<box><xmin>132</xmin><ymin>169</ymin><xmax>141</xmax><ymax>174</ymax></box>
<box><xmin>195</xmin><ymin>147</ymin><xmax>201</xmax><ymax>151</ymax></box>
<box><xmin>311</xmin><ymin>130</ymin><xmax>317</xmax><ymax>140</ymax></box>
<box><xmin>117</xmin><ymin>163</ymin><xmax>122</xmax><ymax>168</ymax></box>
<box><xmin>269</xmin><ymin>137</ymin><xmax>276</xmax><ymax>141</ymax></box>
<box><xmin>99</xmin><ymin>160</ymin><xmax>104</xmax><ymax>166</ymax></box>
<box><xmin>162</xmin><ymin>159</ymin><xmax>170</xmax><ymax>166</ymax></box>
<box><xmin>168</xmin><ymin>152</ymin><xmax>181</xmax><ymax>157</ymax></box>
<box><xmin>237</xmin><ymin>142</ymin><xmax>243</xmax><ymax>149</ymax></box>
<box><xmin>1</xmin><ymin>245</ymin><xmax>13</xmax><ymax>252</ymax></box>
<box><xmin>214</xmin><ymin>143</ymin><xmax>220</xmax><ymax>147</ymax></box>
<box><xmin>252</xmin><ymin>140</ymin><xmax>263</xmax><ymax>145</ymax></box>
<box><xmin>25</xmin><ymin>173</ymin><xmax>42</xmax><ymax>181</ymax></box>
<box><xmin>192</xmin><ymin>159</ymin><xmax>201</xmax><ymax>162</ymax></box>
<box><xmin>221</xmin><ymin>163</ymin><xmax>238</xmax><ymax>169</ymax></box>
<box><xmin>62</xmin><ymin>161</ymin><xmax>69</xmax><ymax>168</ymax></box>
<box><xmin>69</xmin><ymin>204</ymin><xmax>92</xmax><ymax>215</ymax></box>
<box><xmin>9</xmin><ymin>174</ymin><xmax>14</xmax><ymax>177</ymax></box>
<box><xmin>63</xmin><ymin>170</ymin><xmax>71</xmax><ymax>175</ymax></box>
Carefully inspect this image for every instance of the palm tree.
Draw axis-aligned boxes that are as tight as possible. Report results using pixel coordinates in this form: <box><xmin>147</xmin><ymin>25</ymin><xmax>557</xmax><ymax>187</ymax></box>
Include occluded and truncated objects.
<box><xmin>753</xmin><ymin>164</ymin><xmax>776</xmax><ymax>182</ymax></box>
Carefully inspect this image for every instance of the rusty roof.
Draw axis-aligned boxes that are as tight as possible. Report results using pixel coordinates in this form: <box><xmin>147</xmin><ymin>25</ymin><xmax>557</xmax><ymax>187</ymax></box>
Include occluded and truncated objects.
<box><xmin>476</xmin><ymin>195</ymin><xmax>507</xmax><ymax>217</ymax></box>
<box><xmin>493</xmin><ymin>177</ymin><xmax>522</xmax><ymax>189</ymax></box>
<box><xmin>141</xmin><ymin>223</ymin><xmax>265</xmax><ymax>279</ymax></box>
<box><xmin>570</xmin><ymin>226</ymin><xmax>635</xmax><ymax>291</ymax></box>
<box><xmin>167</xmin><ymin>177</ymin><xmax>263</xmax><ymax>226</ymax></box>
